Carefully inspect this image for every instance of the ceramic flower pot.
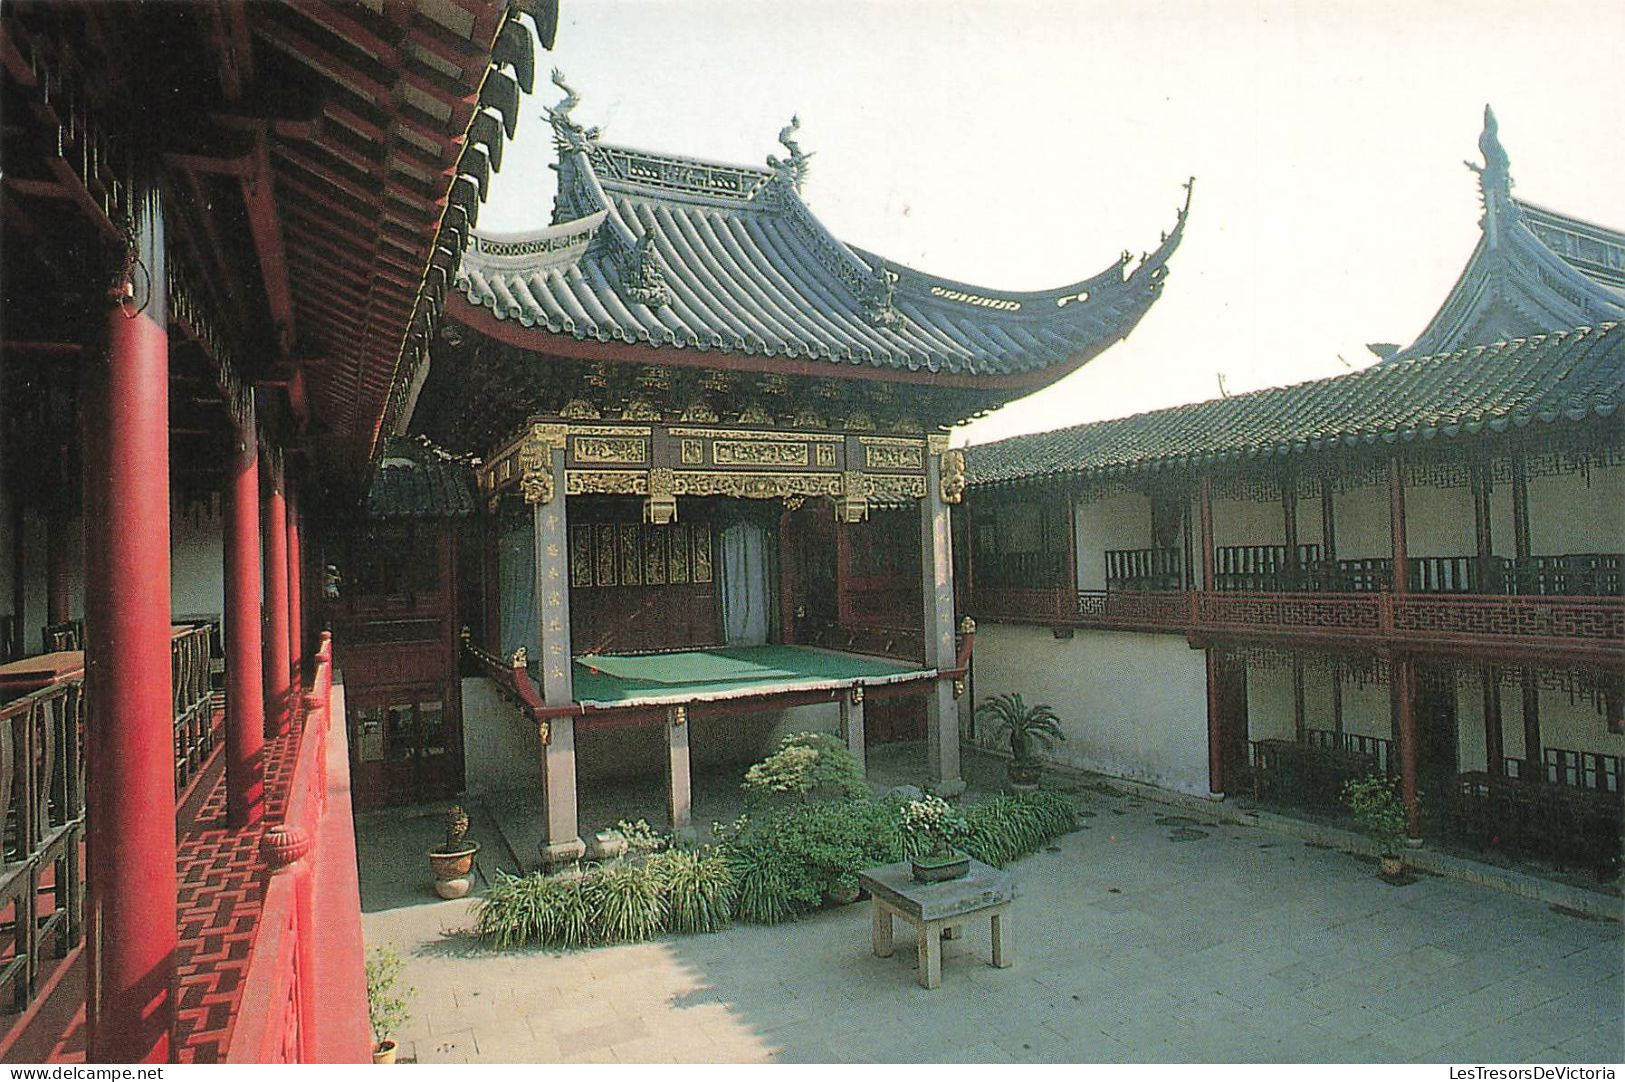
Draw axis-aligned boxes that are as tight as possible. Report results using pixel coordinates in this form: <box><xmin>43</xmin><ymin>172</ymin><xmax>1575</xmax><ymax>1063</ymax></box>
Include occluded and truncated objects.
<box><xmin>429</xmin><ymin>842</ymin><xmax>479</xmax><ymax>889</ymax></box>
<box><xmin>372</xmin><ymin>1040</ymin><xmax>398</xmax><ymax>1064</ymax></box>
<box><xmin>910</xmin><ymin>852</ymin><xmax>971</xmax><ymax>883</ymax></box>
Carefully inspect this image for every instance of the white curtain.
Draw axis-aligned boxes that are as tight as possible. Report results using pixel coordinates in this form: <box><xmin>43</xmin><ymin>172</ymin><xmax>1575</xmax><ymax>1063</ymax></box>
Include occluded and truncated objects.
<box><xmin>721</xmin><ymin>522</ymin><xmax>770</xmax><ymax>647</ymax></box>
<box><xmin>498</xmin><ymin>516</ymin><xmax>540</xmax><ymax>662</ymax></box>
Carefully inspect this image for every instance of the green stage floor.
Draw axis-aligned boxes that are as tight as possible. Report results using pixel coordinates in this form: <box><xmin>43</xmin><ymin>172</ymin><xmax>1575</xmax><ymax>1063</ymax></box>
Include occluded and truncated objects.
<box><xmin>571</xmin><ymin>645</ymin><xmax>927</xmax><ymax>707</ymax></box>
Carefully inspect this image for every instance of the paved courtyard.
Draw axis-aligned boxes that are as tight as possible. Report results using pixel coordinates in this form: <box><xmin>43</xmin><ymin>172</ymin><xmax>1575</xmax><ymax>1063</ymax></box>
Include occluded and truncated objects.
<box><xmin>358</xmin><ymin>753</ymin><xmax>1623</xmax><ymax>1064</ymax></box>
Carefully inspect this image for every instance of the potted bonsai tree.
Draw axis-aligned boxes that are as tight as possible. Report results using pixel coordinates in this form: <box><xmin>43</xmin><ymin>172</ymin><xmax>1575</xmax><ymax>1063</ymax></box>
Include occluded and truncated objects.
<box><xmin>899</xmin><ymin>795</ymin><xmax>972</xmax><ymax>883</ymax></box>
<box><xmin>365</xmin><ymin>944</ymin><xmax>413</xmax><ymax>1063</ymax></box>
<box><xmin>428</xmin><ymin>805</ymin><xmax>480</xmax><ymax>899</ymax></box>
<box><xmin>1342</xmin><ymin>773</ymin><xmax>1410</xmax><ymax>879</ymax></box>
<box><xmin>975</xmin><ymin>693</ymin><xmax>1065</xmax><ymax>789</ymax></box>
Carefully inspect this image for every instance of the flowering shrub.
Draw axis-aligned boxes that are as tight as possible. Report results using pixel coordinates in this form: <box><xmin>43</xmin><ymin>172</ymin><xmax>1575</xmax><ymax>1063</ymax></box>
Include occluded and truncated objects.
<box><xmin>898</xmin><ymin>795</ymin><xmax>971</xmax><ymax>859</ymax></box>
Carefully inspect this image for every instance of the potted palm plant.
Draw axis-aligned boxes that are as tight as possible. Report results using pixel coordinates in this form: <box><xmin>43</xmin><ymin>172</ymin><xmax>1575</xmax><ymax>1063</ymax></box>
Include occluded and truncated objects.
<box><xmin>365</xmin><ymin>945</ymin><xmax>413</xmax><ymax>1063</ymax></box>
<box><xmin>427</xmin><ymin>805</ymin><xmax>480</xmax><ymax>899</ymax></box>
<box><xmin>975</xmin><ymin>693</ymin><xmax>1065</xmax><ymax>789</ymax></box>
<box><xmin>1342</xmin><ymin>773</ymin><xmax>1410</xmax><ymax>879</ymax></box>
<box><xmin>899</xmin><ymin>795</ymin><xmax>972</xmax><ymax>882</ymax></box>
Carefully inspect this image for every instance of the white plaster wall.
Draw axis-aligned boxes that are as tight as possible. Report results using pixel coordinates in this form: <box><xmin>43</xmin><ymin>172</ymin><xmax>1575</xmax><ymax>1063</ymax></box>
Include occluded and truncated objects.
<box><xmin>1245</xmin><ymin>663</ymin><xmax>1295</xmax><ymax>743</ymax></box>
<box><xmin>1333</xmin><ymin>483</ymin><xmax>1390</xmax><ymax>559</ymax></box>
<box><xmin>1211</xmin><ymin>495</ymin><xmax>1283</xmax><ymax>549</ymax></box>
<box><xmin>1404</xmin><ymin>482</ymin><xmax>1475</xmax><ymax>556</ymax></box>
<box><xmin>460</xmin><ymin>676</ymin><xmax>543</xmax><ymax>796</ymax></box>
<box><xmin>971</xmin><ymin>624</ymin><xmax>1210</xmax><ymax>795</ymax></box>
<box><xmin>1074</xmin><ymin>491</ymin><xmax>1150</xmax><ymax>591</ymax></box>
<box><xmin>577</xmin><ymin>703</ymin><xmax>840</xmax><ymax>784</ymax></box>
<box><xmin>1536</xmin><ymin>685</ymin><xmax>1625</xmax><ymax>760</ymax></box>
<box><xmin>1338</xmin><ymin>679</ymin><xmax>1392</xmax><ymax>741</ymax></box>
<box><xmin>1528</xmin><ymin>466</ymin><xmax>1625</xmax><ymax>554</ymax></box>
<box><xmin>171</xmin><ymin>497</ymin><xmax>225</xmax><ymax>632</ymax></box>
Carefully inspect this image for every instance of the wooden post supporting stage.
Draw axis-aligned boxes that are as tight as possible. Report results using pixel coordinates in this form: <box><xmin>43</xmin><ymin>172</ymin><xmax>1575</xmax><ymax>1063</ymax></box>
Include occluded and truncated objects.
<box><xmin>82</xmin><ymin>191</ymin><xmax>177</xmax><ymax>1063</ymax></box>
<box><xmin>841</xmin><ymin>685</ymin><xmax>866</xmax><ymax>774</ymax></box>
<box><xmin>665</xmin><ymin>706</ymin><xmax>692</xmax><ymax>834</ymax></box>
<box><xmin>224</xmin><ymin>413</ymin><xmax>265</xmax><ymax>828</ymax></box>
<box><xmin>524</xmin><ymin>423</ymin><xmax>584</xmax><ymax>865</ymax></box>
<box><xmin>1388</xmin><ymin>456</ymin><xmax>1421</xmax><ymax>840</ymax></box>
<box><xmin>922</xmin><ymin>441</ymin><xmax>963</xmax><ymax>797</ymax></box>
<box><xmin>262</xmin><ymin>453</ymin><xmax>292</xmax><ymax>737</ymax></box>
<box><xmin>1509</xmin><ymin>461</ymin><xmax>1542</xmax><ymax>775</ymax></box>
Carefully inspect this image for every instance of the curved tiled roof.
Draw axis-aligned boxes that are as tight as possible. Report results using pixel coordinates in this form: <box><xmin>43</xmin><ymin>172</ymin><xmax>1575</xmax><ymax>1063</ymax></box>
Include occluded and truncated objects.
<box><xmin>967</xmin><ymin>323</ymin><xmax>1624</xmax><ymax>488</ymax></box>
<box><xmin>364</xmin><ymin>438</ymin><xmax>479</xmax><ymax>518</ymax></box>
<box><xmin>1396</xmin><ymin>107</ymin><xmax>1625</xmax><ymax>362</ymax></box>
<box><xmin>453</xmin><ymin>78</ymin><xmax>1189</xmax><ymax>380</ymax></box>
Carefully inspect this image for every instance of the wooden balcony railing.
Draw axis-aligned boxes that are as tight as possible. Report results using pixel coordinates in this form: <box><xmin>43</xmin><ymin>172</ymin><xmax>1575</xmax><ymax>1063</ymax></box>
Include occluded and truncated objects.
<box><xmin>172</xmin><ymin>623</ymin><xmax>217</xmax><ymax>794</ymax></box>
<box><xmin>1087</xmin><ymin>551</ymin><xmax>1623</xmax><ymax>596</ymax></box>
<box><xmin>969</xmin><ymin>584</ymin><xmax>1623</xmax><ymax>658</ymax></box>
<box><xmin>0</xmin><ymin>681</ymin><xmax>84</xmax><ymax>1015</ymax></box>
<box><xmin>228</xmin><ymin>632</ymin><xmax>370</xmax><ymax>1063</ymax></box>
<box><xmin>1104</xmin><ymin>548</ymin><xmax>1184</xmax><ymax>591</ymax></box>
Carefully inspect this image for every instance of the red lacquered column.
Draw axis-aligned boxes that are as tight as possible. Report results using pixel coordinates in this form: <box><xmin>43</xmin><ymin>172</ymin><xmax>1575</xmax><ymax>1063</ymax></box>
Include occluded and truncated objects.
<box><xmin>83</xmin><ymin>191</ymin><xmax>177</xmax><ymax>1063</ymax></box>
<box><xmin>263</xmin><ymin>460</ymin><xmax>291</xmax><ymax>737</ymax></box>
<box><xmin>224</xmin><ymin>413</ymin><xmax>265</xmax><ymax>827</ymax></box>
<box><xmin>286</xmin><ymin>483</ymin><xmax>304</xmax><ymax>676</ymax></box>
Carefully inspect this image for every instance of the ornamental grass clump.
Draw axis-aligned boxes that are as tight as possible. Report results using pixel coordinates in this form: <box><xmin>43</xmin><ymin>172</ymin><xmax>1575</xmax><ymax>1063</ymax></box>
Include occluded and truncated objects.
<box><xmin>652</xmin><ymin>848</ymin><xmax>735</xmax><ymax>934</ymax></box>
<box><xmin>475</xmin><ymin>868</ymin><xmax>594</xmax><ymax>949</ymax></box>
<box><xmin>587</xmin><ymin>859</ymin><xmax>667</xmax><ymax>943</ymax></box>
<box><xmin>961</xmin><ymin>791</ymin><xmax>1080</xmax><ymax>867</ymax></box>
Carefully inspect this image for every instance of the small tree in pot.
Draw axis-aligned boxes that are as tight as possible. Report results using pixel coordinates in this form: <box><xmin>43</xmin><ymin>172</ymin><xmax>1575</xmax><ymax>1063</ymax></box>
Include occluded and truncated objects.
<box><xmin>1342</xmin><ymin>774</ymin><xmax>1411</xmax><ymax>879</ymax></box>
<box><xmin>365</xmin><ymin>944</ymin><xmax>413</xmax><ymax>1063</ymax></box>
<box><xmin>428</xmin><ymin>805</ymin><xmax>480</xmax><ymax>899</ymax></box>
<box><xmin>899</xmin><ymin>795</ymin><xmax>972</xmax><ymax>882</ymax></box>
<box><xmin>975</xmin><ymin>694</ymin><xmax>1065</xmax><ymax>788</ymax></box>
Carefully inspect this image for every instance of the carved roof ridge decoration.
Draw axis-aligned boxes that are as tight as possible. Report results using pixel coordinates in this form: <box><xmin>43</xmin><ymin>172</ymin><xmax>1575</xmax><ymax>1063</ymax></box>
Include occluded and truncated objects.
<box><xmin>448</xmin><ymin>77</ymin><xmax>1191</xmax><ymax>385</ymax></box>
<box><xmin>966</xmin><ymin>321</ymin><xmax>1623</xmax><ymax>489</ymax></box>
<box><xmin>1393</xmin><ymin>107</ymin><xmax>1625</xmax><ymax>362</ymax></box>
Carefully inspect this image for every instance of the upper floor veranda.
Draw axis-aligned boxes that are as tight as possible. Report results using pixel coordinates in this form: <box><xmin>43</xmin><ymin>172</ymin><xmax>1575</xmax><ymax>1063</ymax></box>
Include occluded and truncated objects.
<box><xmin>963</xmin><ymin>426</ymin><xmax>1623</xmax><ymax>670</ymax></box>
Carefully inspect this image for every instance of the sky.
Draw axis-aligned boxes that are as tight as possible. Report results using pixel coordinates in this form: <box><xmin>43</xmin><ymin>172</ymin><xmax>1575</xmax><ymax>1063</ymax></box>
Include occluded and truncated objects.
<box><xmin>478</xmin><ymin>0</ymin><xmax>1625</xmax><ymax>447</ymax></box>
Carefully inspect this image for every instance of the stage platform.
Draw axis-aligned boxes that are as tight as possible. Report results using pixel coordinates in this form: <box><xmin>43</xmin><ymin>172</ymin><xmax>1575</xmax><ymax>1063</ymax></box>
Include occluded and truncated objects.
<box><xmin>571</xmin><ymin>645</ymin><xmax>931</xmax><ymax>709</ymax></box>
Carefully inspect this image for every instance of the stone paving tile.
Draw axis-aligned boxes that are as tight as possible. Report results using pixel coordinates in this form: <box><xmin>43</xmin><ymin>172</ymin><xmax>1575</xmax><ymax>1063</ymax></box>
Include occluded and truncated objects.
<box><xmin>360</xmin><ymin>749</ymin><xmax>1623</xmax><ymax>1064</ymax></box>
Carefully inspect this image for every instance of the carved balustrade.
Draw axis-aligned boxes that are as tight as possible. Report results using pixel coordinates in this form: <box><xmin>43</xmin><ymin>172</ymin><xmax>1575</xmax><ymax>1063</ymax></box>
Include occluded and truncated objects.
<box><xmin>969</xmin><ymin>584</ymin><xmax>1621</xmax><ymax>657</ymax></box>
<box><xmin>228</xmin><ymin>633</ymin><xmax>370</xmax><ymax>1063</ymax></box>
<box><xmin>172</xmin><ymin>624</ymin><xmax>217</xmax><ymax>793</ymax></box>
<box><xmin>1104</xmin><ymin>547</ymin><xmax>1184</xmax><ymax>591</ymax></box>
<box><xmin>0</xmin><ymin>681</ymin><xmax>83</xmax><ymax>1016</ymax></box>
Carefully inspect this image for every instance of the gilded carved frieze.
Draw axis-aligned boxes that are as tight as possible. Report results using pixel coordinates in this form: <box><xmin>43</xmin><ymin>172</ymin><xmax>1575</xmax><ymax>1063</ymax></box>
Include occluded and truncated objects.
<box><xmin>868</xmin><ymin>475</ymin><xmax>928</xmax><ymax>500</ymax></box>
<box><xmin>565</xmin><ymin>470</ymin><xmax>648</xmax><ymax>495</ymax></box>
<box><xmin>680</xmin><ymin>438</ymin><xmax>704</xmax><ymax>465</ymax></box>
<box><xmin>572</xmin><ymin>435</ymin><xmax>647</xmax><ymax>465</ymax></box>
<box><xmin>860</xmin><ymin>438</ymin><xmax>925</xmax><ymax>471</ymax></box>
<box><xmin>672</xmin><ymin>472</ymin><xmax>842</xmax><ymax>500</ymax></box>
<box><xmin>713</xmin><ymin>439</ymin><xmax>809</xmax><ymax>467</ymax></box>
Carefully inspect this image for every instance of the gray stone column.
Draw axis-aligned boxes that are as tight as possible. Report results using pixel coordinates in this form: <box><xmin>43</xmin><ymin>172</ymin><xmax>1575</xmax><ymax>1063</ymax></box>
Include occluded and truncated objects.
<box><xmin>922</xmin><ymin>438</ymin><xmax>964</xmax><ymax>796</ymax></box>
<box><xmin>665</xmin><ymin>705</ymin><xmax>692</xmax><ymax>835</ymax></box>
<box><xmin>523</xmin><ymin>422</ymin><xmax>583</xmax><ymax>865</ymax></box>
<box><xmin>840</xmin><ymin>685</ymin><xmax>866</xmax><ymax>774</ymax></box>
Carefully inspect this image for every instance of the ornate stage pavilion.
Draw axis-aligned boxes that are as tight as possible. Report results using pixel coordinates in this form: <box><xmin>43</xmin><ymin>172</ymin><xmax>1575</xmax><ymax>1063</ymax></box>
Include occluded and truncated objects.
<box><xmin>0</xmin><ymin>0</ymin><xmax>554</xmax><ymax>1063</ymax></box>
<box><xmin>332</xmin><ymin>77</ymin><xmax>1192</xmax><ymax>864</ymax></box>
<box><xmin>964</xmin><ymin>109</ymin><xmax>1623</xmax><ymax>877</ymax></box>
